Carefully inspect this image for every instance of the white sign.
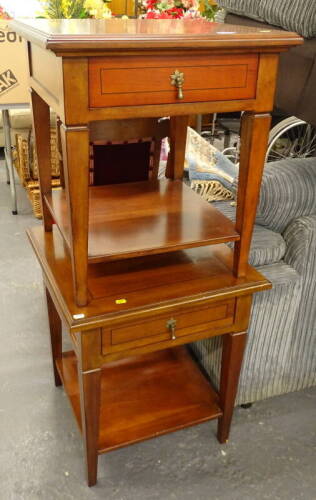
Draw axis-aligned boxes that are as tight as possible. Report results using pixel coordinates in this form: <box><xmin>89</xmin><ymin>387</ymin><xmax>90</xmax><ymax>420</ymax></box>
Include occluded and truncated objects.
<box><xmin>0</xmin><ymin>21</ymin><xmax>29</xmax><ymax>105</ymax></box>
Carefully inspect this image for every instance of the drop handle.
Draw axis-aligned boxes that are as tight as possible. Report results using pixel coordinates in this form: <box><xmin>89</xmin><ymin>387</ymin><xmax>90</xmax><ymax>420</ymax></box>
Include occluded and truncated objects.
<box><xmin>170</xmin><ymin>70</ymin><xmax>184</xmax><ymax>100</ymax></box>
<box><xmin>166</xmin><ymin>318</ymin><xmax>177</xmax><ymax>340</ymax></box>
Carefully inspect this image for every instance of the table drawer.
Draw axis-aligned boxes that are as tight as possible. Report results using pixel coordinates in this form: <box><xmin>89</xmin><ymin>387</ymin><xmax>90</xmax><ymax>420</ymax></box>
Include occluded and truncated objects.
<box><xmin>89</xmin><ymin>54</ymin><xmax>258</xmax><ymax>108</ymax></box>
<box><xmin>102</xmin><ymin>299</ymin><xmax>235</xmax><ymax>355</ymax></box>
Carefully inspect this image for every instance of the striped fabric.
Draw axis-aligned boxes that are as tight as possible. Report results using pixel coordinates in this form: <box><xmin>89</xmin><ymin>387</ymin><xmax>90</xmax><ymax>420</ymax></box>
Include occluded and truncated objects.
<box><xmin>216</xmin><ymin>0</ymin><xmax>262</xmax><ymax>21</ymax></box>
<box><xmin>259</xmin><ymin>0</ymin><xmax>316</xmax><ymax>38</ymax></box>
<box><xmin>191</xmin><ymin>263</ymin><xmax>303</xmax><ymax>404</ymax></box>
<box><xmin>212</xmin><ymin>201</ymin><xmax>287</xmax><ymax>266</ymax></box>
<box><xmin>218</xmin><ymin>0</ymin><xmax>316</xmax><ymax>38</ymax></box>
<box><xmin>255</xmin><ymin>158</ymin><xmax>316</xmax><ymax>233</ymax></box>
<box><xmin>283</xmin><ymin>216</ymin><xmax>316</xmax><ymax>392</ymax></box>
<box><xmin>190</xmin><ymin>157</ymin><xmax>316</xmax><ymax>403</ymax></box>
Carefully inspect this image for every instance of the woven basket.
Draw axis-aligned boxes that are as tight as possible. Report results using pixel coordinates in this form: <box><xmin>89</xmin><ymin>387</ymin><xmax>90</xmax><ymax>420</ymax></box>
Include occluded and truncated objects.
<box><xmin>26</xmin><ymin>179</ymin><xmax>61</xmax><ymax>219</ymax></box>
<box><xmin>15</xmin><ymin>133</ymin><xmax>31</xmax><ymax>185</ymax></box>
<box><xmin>15</xmin><ymin>128</ymin><xmax>60</xmax><ymax>181</ymax></box>
<box><xmin>15</xmin><ymin>129</ymin><xmax>62</xmax><ymax>219</ymax></box>
<box><xmin>31</xmin><ymin>128</ymin><xmax>60</xmax><ymax>179</ymax></box>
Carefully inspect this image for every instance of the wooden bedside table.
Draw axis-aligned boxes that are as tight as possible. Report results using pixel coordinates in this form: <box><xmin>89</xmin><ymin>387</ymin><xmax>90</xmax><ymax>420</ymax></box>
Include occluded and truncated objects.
<box><xmin>12</xmin><ymin>18</ymin><xmax>302</xmax><ymax>486</ymax></box>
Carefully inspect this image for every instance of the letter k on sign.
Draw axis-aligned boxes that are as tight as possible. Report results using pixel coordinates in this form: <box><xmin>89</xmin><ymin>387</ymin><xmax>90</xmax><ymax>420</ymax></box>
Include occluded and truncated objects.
<box><xmin>0</xmin><ymin>69</ymin><xmax>18</xmax><ymax>95</ymax></box>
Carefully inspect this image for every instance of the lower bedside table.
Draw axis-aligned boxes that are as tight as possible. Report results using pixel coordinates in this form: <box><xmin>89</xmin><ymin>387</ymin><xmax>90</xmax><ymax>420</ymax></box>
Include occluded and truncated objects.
<box><xmin>28</xmin><ymin>225</ymin><xmax>271</xmax><ymax>486</ymax></box>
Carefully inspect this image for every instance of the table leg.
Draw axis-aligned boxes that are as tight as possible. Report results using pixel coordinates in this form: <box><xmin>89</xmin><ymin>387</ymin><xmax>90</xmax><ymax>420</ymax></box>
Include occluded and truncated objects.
<box><xmin>30</xmin><ymin>89</ymin><xmax>54</xmax><ymax>231</ymax></box>
<box><xmin>60</xmin><ymin>125</ymin><xmax>90</xmax><ymax>307</ymax></box>
<box><xmin>77</xmin><ymin>361</ymin><xmax>101</xmax><ymax>486</ymax></box>
<box><xmin>165</xmin><ymin>115</ymin><xmax>189</xmax><ymax>180</ymax></box>
<box><xmin>2</xmin><ymin>109</ymin><xmax>18</xmax><ymax>214</ymax></box>
<box><xmin>45</xmin><ymin>287</ymin><xmax>62</xmax><ymax>387</ymax></box>
<box><xmin>233</xmin><ymin>112</ymin><xmax>271</xmax><ymax>276</ymax></box>
<box><xmin>217</xmin><ymin>331</ymin><xmax>247</xmax><ymax>444</ymax></box>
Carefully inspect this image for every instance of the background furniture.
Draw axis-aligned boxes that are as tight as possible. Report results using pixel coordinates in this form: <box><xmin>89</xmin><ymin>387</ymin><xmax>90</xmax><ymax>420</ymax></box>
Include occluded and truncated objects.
<box><xmin>193</xmin><ymin>157</ymin><xmax>316</xmax><ymax>404</ymax></box>
<box><xmin>225</xmin><ymin>13</ymin><xmax>316</xmax><ymax>127</ymax></box>
<box><xmin>0</xmin><ymin>20</ymin><xmax>30</xmax><ymax>214</ymax></box>
<box><xmin>0</xmin><ymin>108</ymin><xmax>31</xmax><ymax>146</ymax></box>
<box><xmin>1</xmin><ymin>104</ymin><xmax>29</xmax><ymax>214</ymax></box>
<box><xmin>13</xmin><ymin>18</ymin><xmax>300</xmax><ymax>487</ymax></box>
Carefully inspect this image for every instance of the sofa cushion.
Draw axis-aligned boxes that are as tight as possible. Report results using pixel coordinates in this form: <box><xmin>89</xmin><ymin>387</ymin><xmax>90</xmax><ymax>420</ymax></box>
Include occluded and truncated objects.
<box><xmin>259</xmin><ymin>0</ymin><xmax>316</xmax><ymax>39</ymax></box>
<box><xmin>213</xmin><ymin>201</ymin><xmax>287</xmax><ymax>266</ymax></box>
<box><xmin>218</xmin><ymin>0</ymin><xmax>316</xmax><ymax>38</ymax></box>
<box><xmin>216</xmin><ymin>0</ymin><xmax>262</xmax><ymax>22</ymax></box>
<box><xmin>255</xmin><ymin>158</ymin><xmax>316</xmax><ymax>233</ymax></box>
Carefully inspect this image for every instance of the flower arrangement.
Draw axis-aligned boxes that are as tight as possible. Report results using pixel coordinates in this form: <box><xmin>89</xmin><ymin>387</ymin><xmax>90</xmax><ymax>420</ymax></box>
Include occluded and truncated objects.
<box><xmin>139</xmin><ymin>0</ymin><xmax>200</xmax><ymax>19</ymax></box>
<box><xmin>139</xmin><ymin>0</ymin><xmax>219</xmax><ymax>20</ymax></box>
<box><xmin>38</xmin><ymin>0</ymin><xmax>112</xmax><ymax>19</ymax></box>
<box><xmin>84</xmin><ymin>0</ymin><xmax>112</xmax><ymax>18</ymax></box>
<box><xmin>0</xmin><ymin>5</ymin><xmax>11</xmax><ymax>19</ymax></box>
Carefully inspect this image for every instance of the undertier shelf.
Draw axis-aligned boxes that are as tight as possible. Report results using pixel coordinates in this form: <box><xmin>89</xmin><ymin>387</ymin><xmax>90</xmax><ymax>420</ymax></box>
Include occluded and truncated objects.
<box><xmin>56</xmin><ymin>346</ymin><xmax>222</xmax><ymax>453</ymax></box>
<box><xmin>45</xmin><ymin>179</ymin><xmax>239</xmax><ymax>263</ymax></box>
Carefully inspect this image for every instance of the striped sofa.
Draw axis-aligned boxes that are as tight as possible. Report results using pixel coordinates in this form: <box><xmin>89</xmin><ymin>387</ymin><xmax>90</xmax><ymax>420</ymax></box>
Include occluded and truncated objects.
<box><xmin>191</xmin><ymin>157</ymin><xmax>316</xmax><ymax>404</ymax></box>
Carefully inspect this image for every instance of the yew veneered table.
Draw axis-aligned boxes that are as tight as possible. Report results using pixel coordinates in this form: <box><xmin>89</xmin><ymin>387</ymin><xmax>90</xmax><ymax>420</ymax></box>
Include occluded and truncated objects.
<box><xmin>12</xmin><ymin>18</ymin><xmax>302</xmax><ymax>306</ymax></box>
<box><xmin>12</xmin><ymin>18</ymin><xmax>302</xmax><ymax>487</ymax></box>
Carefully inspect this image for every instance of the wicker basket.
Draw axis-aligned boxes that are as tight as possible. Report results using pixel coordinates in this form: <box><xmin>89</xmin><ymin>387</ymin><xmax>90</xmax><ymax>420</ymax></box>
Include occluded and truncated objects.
<box><xmin>15</xmin><ymin>129</ymin><xmax>62</xmax><ymax>219</ymax></box>
<box><xmin>26</xmin><ymin>179</ymin><xmax>61</xmax><ymax>219</ymax></box>
<box><xmin>15</xmin><ymin>133</ymin><xmax>31</xmax><ymax>185</ymax></box>
<box><xmin>31</xmin><ymin>128</ymin><xmax>60</xmax><ymax>179</ymax></box>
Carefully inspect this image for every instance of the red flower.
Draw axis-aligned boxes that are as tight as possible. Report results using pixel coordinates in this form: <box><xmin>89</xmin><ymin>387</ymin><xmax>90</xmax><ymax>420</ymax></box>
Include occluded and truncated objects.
<box><xmin>145</xmin><ymin>10</ymin><xmax>160</xmax><ymax>18</ymax></box>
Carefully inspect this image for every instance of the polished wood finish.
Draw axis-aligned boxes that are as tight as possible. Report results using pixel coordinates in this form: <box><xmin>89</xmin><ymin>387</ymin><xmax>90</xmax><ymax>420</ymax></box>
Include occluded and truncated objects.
<box><xmin>89</xmin><ymin>54</ymin><xmax>258</xmax><ymax>107</ymax></box>
<box><xmin>11</xmin><ymin>19</ymin><xmax>302</xmax><ymax>54</ymax></box>
<box><xmin>77</xmin><ymin>338</ymin><xmax>101</xmax><ymax>487</ymax></box>
<box><xmin>56</xmin><ymin>347</ymin><xmax>222</xmax><ymax>454</ymax></box>
<box><xmin>13</xmin><ymin>18</ymin><xmax>301</xmax><ymax>486</ymax></box>
<box><xmin>60</xmin><ymin>125</ymin><xmax>90</xmax><ymax>306</ymax></box>
<box><xmin>45</xmin><ymin>180</ymin><xmax>240</xmax><ymax>263</ymax></box>
<box><xmin>27</xmin><ymin>226</ymin><xmax>270</xmax><ymax>331</ymax></box>
<box><xmin>45</xmin><ymin>286</ymin><xmax>62</xmax><ymax>387</ymax></box>
<box><xmin>217</xmin><ymin>331</ymin><xmax>247</xmax><ymax>443</ymax></box>
<box><xmin>30</xmin><ymin>89</ymin><xmax>54</xmax><ymax>231</ymax></box>
<box><xmin>13</xmin><ymin>19</ymin><xmax>302</xmax><ymax>305</ymax></box>
<box><xmin>233</xmin><ymin>112</ymin><xmax>271</xmax><ymax>277</ymax></box>
<box><xmin>166</xmin><ymin>115</ymin><xmax>190</xmax><ymax>180</ymax></box>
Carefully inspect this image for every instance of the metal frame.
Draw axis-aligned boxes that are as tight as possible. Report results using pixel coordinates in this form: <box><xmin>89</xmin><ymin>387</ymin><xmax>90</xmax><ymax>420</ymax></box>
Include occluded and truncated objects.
<box><xmin>1</xmin><ymin>103</ymin><xmax>30</xmax><ymax>214</ymax></box>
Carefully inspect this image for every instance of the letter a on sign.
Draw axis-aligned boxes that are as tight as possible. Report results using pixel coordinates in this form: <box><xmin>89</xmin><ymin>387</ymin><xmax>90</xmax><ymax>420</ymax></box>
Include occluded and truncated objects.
<box><xmin>0</xmin><ymin>69</ymin><xmax>18</xmax><ymax>96</ymax></box>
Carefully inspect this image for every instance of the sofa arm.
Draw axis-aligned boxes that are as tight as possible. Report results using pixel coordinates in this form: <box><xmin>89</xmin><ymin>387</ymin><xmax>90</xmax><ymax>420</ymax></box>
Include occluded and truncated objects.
<box><xmin>283</xmin><ymin>215</ymin><xmax>316</xmax><ymax>274</ymax></box>
<box><xmin>282</xmin><ymin>215</ymin><xmax>316</xmax><ymax>391</ymax></box>
<box><xmin>255</xmin><ymin>158</ymin><xmax>316</xmax><ymax>234</ymax></box>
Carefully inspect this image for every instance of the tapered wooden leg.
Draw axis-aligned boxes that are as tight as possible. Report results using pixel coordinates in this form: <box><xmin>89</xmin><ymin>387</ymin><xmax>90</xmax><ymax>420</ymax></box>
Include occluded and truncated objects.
<box><xmin>217</xmin><ymin>331</ymin><xmax>247</xmax><ymax>444</ymax></box>
<box><xmin>165</xmin><ymin>115</ymin><xmax>189</xmax><ymax>179</ymax></box>
<box><xmin>45</xmin><ymin>287</ymin><xmax>62</xmax><ymax>387</ymax></box>
<box><xmin>234</xmin><ymin>112</ymin><xmax>271</xmax><ymax>277</ymax></box>
<box><xmin>30</xmin><ymin>89</ymin><xmax>54</xmax><ymax>231</ymax></box>
<box><xmin>77</xmin><ymin>363</ymin><xmax>101</xmax><ymax>486</ymax></box>
<box><xmin>60</xmin><ymin>124</ymin><xmax>90</xmax><ymax>307</ymax></box>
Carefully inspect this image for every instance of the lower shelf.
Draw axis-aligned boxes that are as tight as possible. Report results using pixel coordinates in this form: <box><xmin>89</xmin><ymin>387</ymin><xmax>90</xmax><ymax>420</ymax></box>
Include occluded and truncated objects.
<box><xmin>56</xmin><ymin>346</ymin><xmax>222</xmax><ymax>454</ymax></box>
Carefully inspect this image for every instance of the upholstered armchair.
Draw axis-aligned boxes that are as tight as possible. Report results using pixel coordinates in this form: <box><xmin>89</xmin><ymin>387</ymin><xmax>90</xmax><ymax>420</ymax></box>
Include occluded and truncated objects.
<box><xmin>192</xmin><ymin>157</ymin><xmax>316</xmax><ymax>404</ymax></box>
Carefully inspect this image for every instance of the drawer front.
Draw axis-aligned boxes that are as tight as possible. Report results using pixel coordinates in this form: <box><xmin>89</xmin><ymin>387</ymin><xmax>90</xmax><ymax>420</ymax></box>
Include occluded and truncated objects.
<box><xmin>89</xmin><ymin>54</ymin><xmax>258</xmax><ymax>108</ymax></box>
<box><xmin>102</xmin><ymin>299</ymin><xmax>235</xmax><ymax>355</ymax></box>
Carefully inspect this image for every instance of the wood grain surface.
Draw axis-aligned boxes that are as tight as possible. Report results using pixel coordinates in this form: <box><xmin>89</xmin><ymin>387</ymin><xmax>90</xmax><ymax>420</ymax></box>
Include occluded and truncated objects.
<box><xmin>45</xmin><ymin>179</ymin><xmax>240</xmax><ymax>263</ymax></box>
<box><xmin>56</xmin><ymin>346</ymin><xmax>223</xmax><ymax>453</ymax></box>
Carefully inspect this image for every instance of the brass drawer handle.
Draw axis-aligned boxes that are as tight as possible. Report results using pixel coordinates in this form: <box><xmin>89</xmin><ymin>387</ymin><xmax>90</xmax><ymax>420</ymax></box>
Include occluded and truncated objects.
<box><xmin>170</xmin><ymin>70</ymin><xmax>184</xmax><ymax>100</ymax></box>
<box><xmin>166</xmin><ymin>318</ymin><xmax>177</xmax><ymax>340</ymax></box>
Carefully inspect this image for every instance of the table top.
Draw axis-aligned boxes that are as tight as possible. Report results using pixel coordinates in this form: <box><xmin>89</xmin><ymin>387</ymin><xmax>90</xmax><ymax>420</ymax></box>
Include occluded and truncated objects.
<box><xmin>11</xmin><ymin>18</ymin><xmax>303</xmax><ymax>54</ymax></box>
<box><xmin>27</xmin><ymin>225</ymin><xmax>270</xmax><ymax>331</ymax></box>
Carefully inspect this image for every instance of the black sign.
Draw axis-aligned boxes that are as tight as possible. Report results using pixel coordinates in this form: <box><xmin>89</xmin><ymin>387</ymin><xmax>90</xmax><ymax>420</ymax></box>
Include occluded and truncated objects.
<box><xmin>0</xmin><ymin>69</ymin><xmax>18</xmax><ymax>96</ymax></box>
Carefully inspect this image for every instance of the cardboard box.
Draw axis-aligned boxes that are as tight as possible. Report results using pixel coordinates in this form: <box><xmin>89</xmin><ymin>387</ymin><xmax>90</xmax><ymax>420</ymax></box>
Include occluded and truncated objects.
<box><xmin>0</xmin><ymin>20</ymin><xmax>29</xmax><ymax>105</ymax></box>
